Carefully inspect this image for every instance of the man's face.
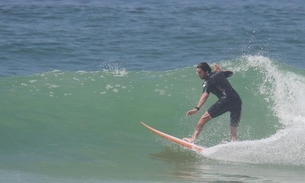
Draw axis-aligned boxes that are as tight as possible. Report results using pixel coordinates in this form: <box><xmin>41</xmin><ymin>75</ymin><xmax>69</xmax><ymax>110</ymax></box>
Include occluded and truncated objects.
<box><xmin>196</xmin><ymin>68</ymin><xmax>208</xmax><ymax>80</ymax></box>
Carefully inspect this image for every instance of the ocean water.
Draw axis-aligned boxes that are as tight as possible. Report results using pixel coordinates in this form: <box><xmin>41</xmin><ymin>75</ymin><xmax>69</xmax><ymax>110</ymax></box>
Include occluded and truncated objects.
<box><xmin>1</xmin><ymin>0</ymin><xmax>305</xmax><ymax>183</ymax></box>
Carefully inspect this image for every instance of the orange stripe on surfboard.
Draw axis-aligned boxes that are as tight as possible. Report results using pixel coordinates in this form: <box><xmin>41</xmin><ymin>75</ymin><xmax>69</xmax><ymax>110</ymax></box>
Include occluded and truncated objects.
<box><xmin>141</xmin><ymin>122</ymin><xmax>204</xmax><ymax>152</ymax></box>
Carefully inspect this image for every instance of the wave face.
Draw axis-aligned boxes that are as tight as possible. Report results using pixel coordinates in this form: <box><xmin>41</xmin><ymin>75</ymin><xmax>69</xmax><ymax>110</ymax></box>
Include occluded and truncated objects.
<box><xmin>1</xmin><ymin>56</ymin><xmax>305</xmax><ymax>181</ymax></box>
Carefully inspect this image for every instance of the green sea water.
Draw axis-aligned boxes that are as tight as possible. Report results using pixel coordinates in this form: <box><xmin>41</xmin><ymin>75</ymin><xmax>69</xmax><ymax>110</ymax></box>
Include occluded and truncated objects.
<box><xmin>1</xmin><ymin>56</ymin><xmax>305</xmax><ymax>182</ymax></box>
<box><xmin>1</xmin><ymin>0</ymin><xmax>305</xmax><ymax>182</ymax></box>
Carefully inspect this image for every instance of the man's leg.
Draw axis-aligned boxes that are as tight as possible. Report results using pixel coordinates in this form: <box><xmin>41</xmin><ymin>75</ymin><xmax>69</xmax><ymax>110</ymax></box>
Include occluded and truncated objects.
<box><xmin>183</xmin><ymin>111</ymin><xmax>212</xmax><ymax>143</ymax></box>
<box><xmin>230</xmin><ymin>126</ymin><xmax>237</xmax><ymax>142</ymax></box>
<box><xmin>230</xmin><ymin>103</ymin><xmax>242</xmax><ymax>142</ymax></box>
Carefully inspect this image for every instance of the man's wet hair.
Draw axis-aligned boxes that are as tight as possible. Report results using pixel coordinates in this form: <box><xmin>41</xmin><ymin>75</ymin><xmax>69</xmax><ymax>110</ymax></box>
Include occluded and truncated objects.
<box><xmin>197</xmin><ymin>62</ymin><xmax>211</xmax><ymax>73</ymax></box>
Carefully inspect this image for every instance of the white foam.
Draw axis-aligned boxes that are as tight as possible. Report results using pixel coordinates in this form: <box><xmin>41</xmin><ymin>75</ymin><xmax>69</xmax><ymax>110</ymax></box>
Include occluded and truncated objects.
<box><xmin>28</xmin><ymin>80</ymin><xmax>37</xmax><ymax>83</ymax></box>
<box><xmin>203</xmin><ymin>55</ymin><xmax>305</xmax><ymax>165</ymax></box>
<box><xmin>106</xmin><ymin>84</ymin><xmax>113</xmax><ymax>90</ymax></box>
<box><xmin>155</xmin><ymin>89</ymin><xmax>166</xmax><ymax>95</ymax></box>
<box><xmin>101</xmin><ymin>62</ymin><xmax>129</xmax><ymax>77</ymax></box>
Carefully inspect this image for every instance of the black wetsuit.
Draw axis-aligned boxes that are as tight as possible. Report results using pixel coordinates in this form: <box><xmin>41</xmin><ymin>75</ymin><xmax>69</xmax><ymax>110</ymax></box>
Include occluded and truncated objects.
<box><xmin>203</xmin><ymin>71</ymin><xmax>242</xmax><ymax>127</ymax></box>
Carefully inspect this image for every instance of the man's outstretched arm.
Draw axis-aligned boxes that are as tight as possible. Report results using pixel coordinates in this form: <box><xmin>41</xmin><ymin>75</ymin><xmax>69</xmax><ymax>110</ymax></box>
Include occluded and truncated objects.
<box><xmin>214</xmin><ymin>63</ymin><xmax>234</xmax><ymax>78</ymax></box>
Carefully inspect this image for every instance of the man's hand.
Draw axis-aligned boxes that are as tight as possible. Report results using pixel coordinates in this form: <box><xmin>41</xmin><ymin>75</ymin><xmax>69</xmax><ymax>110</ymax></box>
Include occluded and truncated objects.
<box><xmin>186</xmin><ymin>109</ymin><xmax>198</xmax><ymax>116</ymax></box>
<box><xmin>214</xmin><ymin>63</ymin><xmax>220</xmax><ymax>71</ymax></box>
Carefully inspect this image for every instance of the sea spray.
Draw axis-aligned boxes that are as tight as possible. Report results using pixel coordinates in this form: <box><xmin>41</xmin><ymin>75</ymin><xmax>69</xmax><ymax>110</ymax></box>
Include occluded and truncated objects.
<box><xmin>203</xmin><ymin>56</ymin><xmax>305</xmax><ymax>165</ymax></box>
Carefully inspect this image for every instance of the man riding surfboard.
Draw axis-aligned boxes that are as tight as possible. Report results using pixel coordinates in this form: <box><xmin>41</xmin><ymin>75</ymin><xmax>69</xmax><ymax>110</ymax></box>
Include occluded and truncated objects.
<box><xmin>184</xmin><ymin>62</ymin><xmax>242</xmax><ymax>143</ymax></box>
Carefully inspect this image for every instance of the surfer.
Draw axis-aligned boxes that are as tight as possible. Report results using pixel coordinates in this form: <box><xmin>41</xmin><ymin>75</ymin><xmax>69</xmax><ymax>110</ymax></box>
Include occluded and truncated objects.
<box><xmin>183</xmin><ymin>62</ymin><xmax>242</xmax><ymax>143</ymax></box>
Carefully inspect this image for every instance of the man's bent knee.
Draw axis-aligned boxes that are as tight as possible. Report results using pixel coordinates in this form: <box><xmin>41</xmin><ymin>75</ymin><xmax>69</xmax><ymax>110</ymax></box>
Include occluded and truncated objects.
<box><xmin>199</xmin><ymin>111</ymin><xmax>212</xmax><ymax>124</ymax></box>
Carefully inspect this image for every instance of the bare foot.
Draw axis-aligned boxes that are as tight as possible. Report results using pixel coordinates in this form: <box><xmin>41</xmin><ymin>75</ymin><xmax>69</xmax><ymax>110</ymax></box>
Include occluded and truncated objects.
<box><xmin>183</xmin><ymin>137</ymin><xmax>195</xmax><ymax>143</ymax></box>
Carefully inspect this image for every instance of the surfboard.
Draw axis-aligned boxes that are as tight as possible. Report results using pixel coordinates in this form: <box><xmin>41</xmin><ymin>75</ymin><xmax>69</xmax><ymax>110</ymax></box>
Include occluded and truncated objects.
<box><xmin>141</xmin><ymin>122</ymin><xmax>204</xmax><ymax>152</ymax></box>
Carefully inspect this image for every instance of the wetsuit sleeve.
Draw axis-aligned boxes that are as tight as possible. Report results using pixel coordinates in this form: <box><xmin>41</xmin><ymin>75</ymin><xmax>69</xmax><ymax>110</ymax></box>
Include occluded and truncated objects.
<box><xmin>202</xmin><ymin>81</ymin><xmax>210</xmax><ymax>94</ymax></box>
<box><xmin>222</xmin><ymin>71</ymin><xmax>234</xmax><ymax>78</ymax></box>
